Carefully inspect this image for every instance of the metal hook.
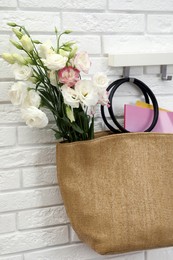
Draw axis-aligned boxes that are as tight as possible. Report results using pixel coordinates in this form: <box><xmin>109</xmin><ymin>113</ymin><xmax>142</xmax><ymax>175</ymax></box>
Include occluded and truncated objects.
<box><xmin>161</xmin><ymin>65</ymin><xmax>172</xmax><ymax>80</ymax></box>
<box><xmin>123</xmin><ymin>67</ymin><xmax>130</xmax><ymax>78</ymax></box>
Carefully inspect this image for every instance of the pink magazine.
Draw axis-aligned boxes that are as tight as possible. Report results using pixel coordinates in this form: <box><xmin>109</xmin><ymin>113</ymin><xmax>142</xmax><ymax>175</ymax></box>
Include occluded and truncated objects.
<box><xmin>124</xmin><ymin>104</ymin><xmax>173</xmax><ymax>133</ymax></box>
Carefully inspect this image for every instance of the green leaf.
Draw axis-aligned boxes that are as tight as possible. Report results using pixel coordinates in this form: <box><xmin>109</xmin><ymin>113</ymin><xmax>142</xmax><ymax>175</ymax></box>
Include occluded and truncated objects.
<box><xmin>51</xmin><ymin>128</ymin><xmax>63</xmax><ymax>140</ymax></box>
<box><xmin>59</xmin><ymin>115</ymin><xmax>71</xmax><ymax>126</ymax></box>
<box><xmin>88</xmin><ymin>117</ymin><xmax>94</xmax><ymax>140</ymax></box>
<box><xmin>54</xmin><ymin>132</ymin><xmax>63</xmax><ymax>139</ymax></box>
<box><xmin>71</xmin><ymin>123</ymin><xmax>84</xmax><ymax>134</ymax></box>
<box><xmin>35</xmin><ymin>82</ymin><xmax>41</xmax><ymax>90</ymax></box>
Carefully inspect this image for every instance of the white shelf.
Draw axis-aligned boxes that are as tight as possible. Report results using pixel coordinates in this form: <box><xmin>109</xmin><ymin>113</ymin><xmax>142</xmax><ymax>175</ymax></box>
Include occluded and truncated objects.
<box><xmin>108</xmin><ymin>52</ymin><xmax>173</xmax><ymax>67</ymax></box>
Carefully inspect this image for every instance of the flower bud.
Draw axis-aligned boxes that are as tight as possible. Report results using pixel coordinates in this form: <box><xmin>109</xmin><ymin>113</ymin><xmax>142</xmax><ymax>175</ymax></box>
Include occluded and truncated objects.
<box><xmin>25</xmin><ymin>57</ymin><xmax>35</xmax><ymax>65</ymax></box>
<box><xmin>66</xmin><ymin>106</ymin><xmax>75</xmax><ymax>122</ymax></box>
<box><xmin>10</xmin><ymin>39</ymin><xmax>23</xmax><ymax>50</ymax></box>
<box><xmin>69</xmin><ymin>45</ymin><xmax>78</xmax><ymax>59</ymax></box>
<box><xmin>62</xmin><ymin>46</ymin><xmax>72</xmax><ymax>51</ymax></box>
<box><xmin>7</xmin><ymin>22</ymin><xmax>17</xmax><ymax>27</ymax></box>
<box><xmin>54</xmin><ymin>27</ymin><xmax>58</xmax><ymax>34</ymax></box>
<box><xmin>29</xmin><ymin>76</ymin><xmax>38</xmax><ymax>84</ymax></box>
<box><xmin>1</xmin><ymin>53</ymin><xmax>15</xmax><ymax>64</ymax></box>
<box><xmin>59</xmin><ymin>49</ymin><xmax>69</xmax><ymax>57</ymax></box>
<box><xmin>12</xmin><ymin>28</ymin><xmax>23</xmax><ymax>39</ymax></box>
<box><xmin>33</xmin><ymin>40</ymin><xmax>42</xmax><ymax>44</ymax></box>
<box><xmin>64</xmin><ymin>41</ymin><xmax>76</xmax><ymax>47</ymax></box>
<box><xmin>20</xmin><ymin>35</ymin><xmax>33</xmax><ymax>52</ymax></box>
<box><xmin>64</xmin><ymin>30</ymin><xmax>72</xmax><ymax>34</ymax></box>
<box><xmin>12</xmin><ymin>53</ymin><xmax>27</xmax><ymax>65</ymax></box>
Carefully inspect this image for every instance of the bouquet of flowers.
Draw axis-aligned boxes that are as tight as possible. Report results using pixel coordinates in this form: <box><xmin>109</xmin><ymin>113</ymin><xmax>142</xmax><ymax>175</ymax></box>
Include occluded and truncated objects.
<box><xmin>2</xmin><ymin>22</ymin><xmax>109</xmax><ymax>142</ymax></box>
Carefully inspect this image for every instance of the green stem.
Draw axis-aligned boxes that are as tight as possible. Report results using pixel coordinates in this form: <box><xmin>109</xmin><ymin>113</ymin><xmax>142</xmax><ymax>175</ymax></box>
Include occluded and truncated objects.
<box><xmin>57</xmin><ymin>32</ymin><xmax>64</xmax><ymax>53</ymax></box>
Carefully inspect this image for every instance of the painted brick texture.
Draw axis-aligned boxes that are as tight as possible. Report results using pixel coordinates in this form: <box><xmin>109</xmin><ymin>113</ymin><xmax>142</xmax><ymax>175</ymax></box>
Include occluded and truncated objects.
<box><xmin>0</xmin><ymin>0</ymin><xmax>173</xmax><ymax>259</ymax></box>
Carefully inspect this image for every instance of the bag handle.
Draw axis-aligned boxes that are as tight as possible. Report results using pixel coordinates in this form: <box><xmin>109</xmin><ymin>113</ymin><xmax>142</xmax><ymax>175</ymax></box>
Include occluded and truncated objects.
<box><xmin>101</xmin><ymin>78</ymin><xmax>159</xmax><ymax>133</ymax></box>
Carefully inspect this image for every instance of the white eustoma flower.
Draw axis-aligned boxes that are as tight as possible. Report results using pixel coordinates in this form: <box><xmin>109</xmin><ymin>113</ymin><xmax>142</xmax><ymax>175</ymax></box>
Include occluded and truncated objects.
<box><xmin>98</xmin><ymin>90</ymin><xmax>109</xmax><ymax>106</ymax></box>
<box><xmin>39</xmin><ymin>40</ymin><xmax>55</xmax><ymax>59</ymax></box>
<box><xmin>13</xmin><ymin>64</ymin><xmax>33</xmax><ymax>81</ymax></box>
<box><xmin>75</xmin><ymin>80</ymin><xmax>99</xmax><ymax>107</ymax></box>
<box><xmin>74</xmin><ymin>52</ymin><xmax>91</xmax><ymax>73</ymax></box>
<box><xmin>61</xmin><ymin>85</ymin><xmax>80</xmax><ymax>108</ymax></box>
<box><xmin>93</xmin><ymin>73</ymin><xmax>109</xmax><ymax>90</ymax></box>
<box><xmin>92</xmin><ymin>73</ymin><xmax>109</xmax><ymax>106</ymax></box>
<box><xmin>21</xmin><ymin>106</ymin><xmax>48</xmax><ymax>128</ymax></box>
<box><xmin>8</xmin><ymin>81</ymin><xmax>28</xmax><ymax>106</ymax></box>
<box><xmin>22</xmin><ymin>89</ymin><xmax>41</xmax><ymax>108</ymax></box>
<box><xmin>20</xmin><ymin>35</ymin><xmax>33</xmax><ymax>52</ymax></box>
<box><xmin>42</xmin><ymin>54</ymin><xmax>68</xmax><ymax>70</ymax></box>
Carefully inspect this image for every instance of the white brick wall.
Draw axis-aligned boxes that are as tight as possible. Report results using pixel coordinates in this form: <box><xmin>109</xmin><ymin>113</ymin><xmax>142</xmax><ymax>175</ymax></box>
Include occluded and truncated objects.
<box><xmin>0</xmin><ymin>169</ymin><xmax>20</xmax><ymax>191</ymax></box>
<box><xmin>0</xmin><ymin>186</ymin><xmax>62</xmax><ymax>213</ymax></box>
<box><xmin>0</xmin><ymin>0</ymin><xmax>173</xmax><ymax>259</ymax></box>
<box><xmin>108</xmin><ymin>0</ymin><xmax>173</xmax><ymax>11</ymax></box>
<box><xmin>0</xmin><ymin>11</ymin><xmax>61</xmax><ymax>32</ymax></box>
<box><xmin>0</xmin><ymin>0</ymin><xmax>17</xmax><ymax>8</ymax></box>
<box><xmin>22</xmin><ymin>166</ymin><xmax>57</xmax><ymax>187</ymax></box>
<box><xmin>0</xmin><ymin>226</ymin><xmax>68</xmax><ymax>255</ymax></box>
<box><xmin>0</xmin><ymin>214</ymin><xmax>16</xmax><ymax>234</ymax></box>
<box><xmin>0</xmin><ymin>82</ymin><xmax>12</xmax><ymax>102</ymax></box>
<box><xmin>0</xmin><ymin>256</ymin><xmax>23</xmax><ymax>260</ymax></box>
<box><xmin>62</xmin><ymin>13</ymin><xmax>145</xmax><ymax>32</ymax></box>
<box><xmin>147</xmin><ymin>15</ymin><xmax>173</xmax><ymax>33</ymax></box>
<box><xmin>18</xmin><ymin>0</ymin><xmax>107</xmax><ymax>9</ymax></box>
<box><xmin>17</xmin><ymin>206</ymin><xmax>69</xmax><ymax>229</ymax></box>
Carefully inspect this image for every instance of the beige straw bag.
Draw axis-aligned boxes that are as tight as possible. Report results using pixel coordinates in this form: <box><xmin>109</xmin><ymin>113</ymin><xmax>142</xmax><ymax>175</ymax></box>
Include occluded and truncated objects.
<box><xmin>56</xmin><ymin>131</ymin><xmax>173</xmax><ymax>254</ymax></box>
<box><xmin>56</xmin><ymin>78</ymin><xmax>173</xmax><ymax>254</ymax></box>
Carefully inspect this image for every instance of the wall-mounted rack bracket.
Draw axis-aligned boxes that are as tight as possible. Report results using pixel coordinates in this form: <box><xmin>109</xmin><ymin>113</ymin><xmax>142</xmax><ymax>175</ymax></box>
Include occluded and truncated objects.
<box><xmin>108</xmin><ymin>52</ymin><xmax>173</xmax><ymax>81</ymax></box>
<box><xmin>123</xmin><ymin>67</ymin><xmax>130</xmax><ymax>78</ymax></box>
<box><xmin>161</xmin><ymin>65</ymin><xmax>172</xmax><ymax>81</ymax></box>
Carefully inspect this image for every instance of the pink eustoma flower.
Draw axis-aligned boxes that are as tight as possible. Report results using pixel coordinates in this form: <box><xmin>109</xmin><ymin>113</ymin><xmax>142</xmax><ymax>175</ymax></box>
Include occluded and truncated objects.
<box><xmin>58</xmin><ymin>66</ymin><xmax>80</xmax><ymax>87</ymax></box>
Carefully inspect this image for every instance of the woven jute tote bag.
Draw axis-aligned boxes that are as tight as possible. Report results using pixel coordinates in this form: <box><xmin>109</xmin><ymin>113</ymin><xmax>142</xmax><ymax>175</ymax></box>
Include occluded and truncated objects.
<box><xmin>56</xmin><ymin>131</ymin><xmax>173</xmax><ymax>254</ymax></box>
<box><xmin>56</xmin><ymin>78</ymin><xmax>173</xmax><ymax>254</ymax></box>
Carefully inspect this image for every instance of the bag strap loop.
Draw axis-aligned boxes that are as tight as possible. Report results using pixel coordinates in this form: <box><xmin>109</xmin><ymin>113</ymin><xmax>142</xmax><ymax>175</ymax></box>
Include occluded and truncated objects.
<box><xmin>101</xmin><ymin>78</ymin><xmax>159</xmax><ymax>133</ymax></box>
